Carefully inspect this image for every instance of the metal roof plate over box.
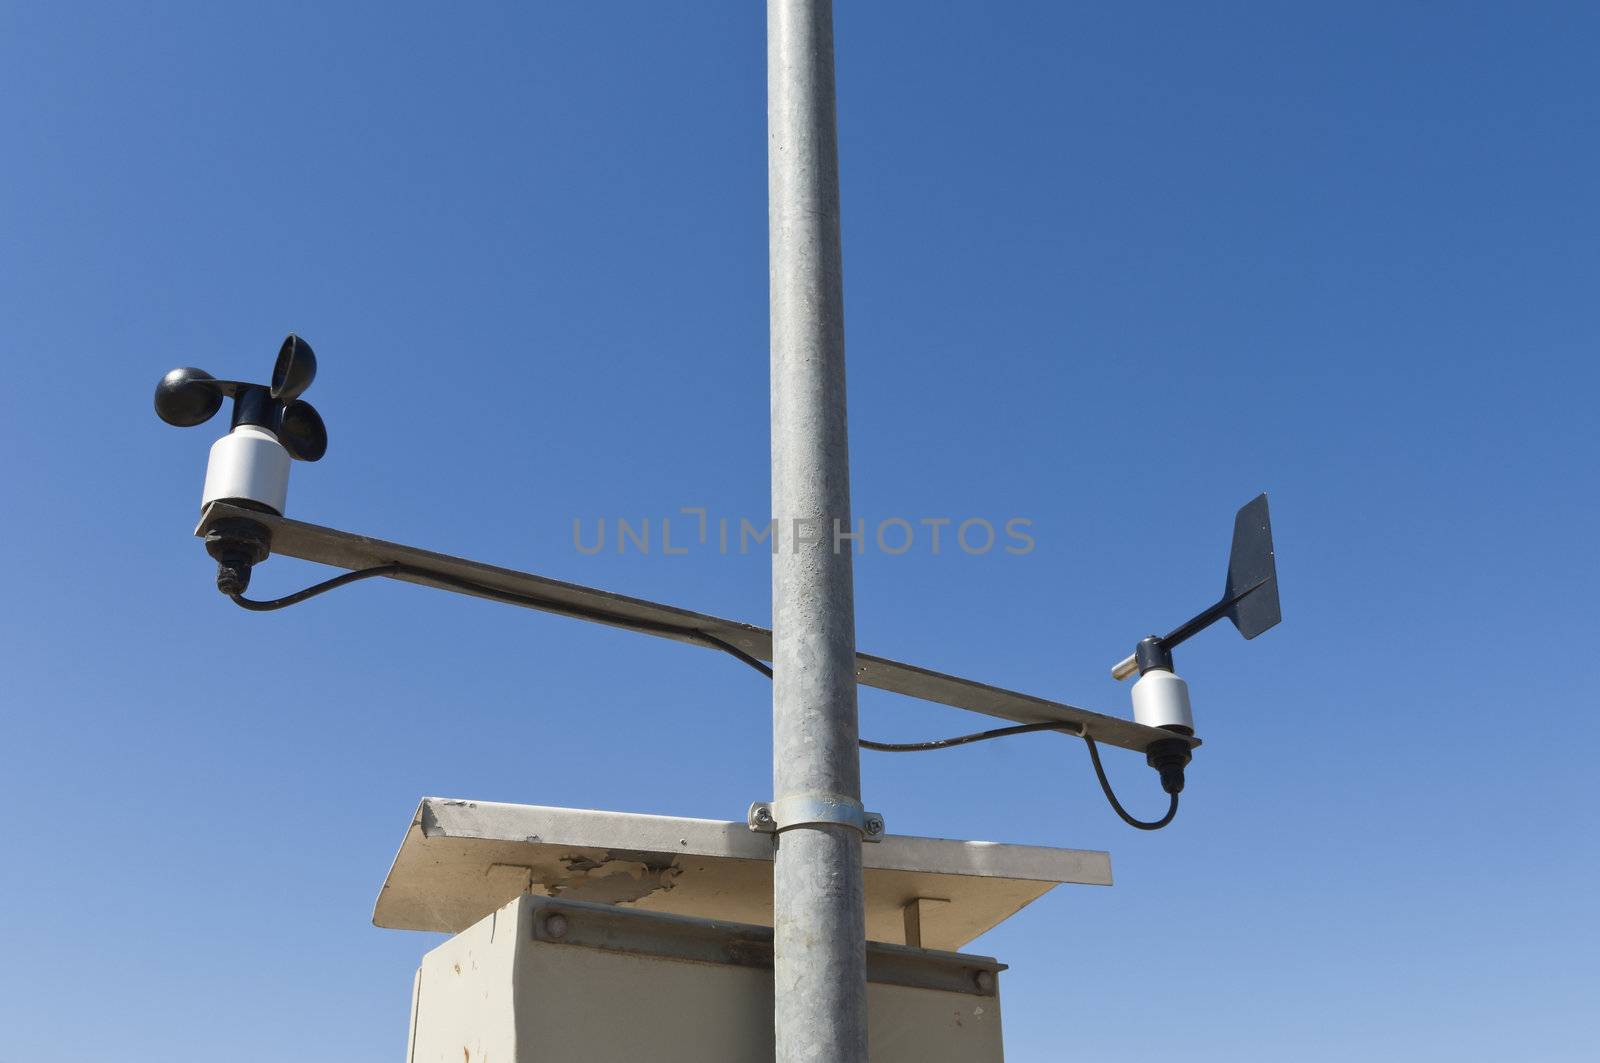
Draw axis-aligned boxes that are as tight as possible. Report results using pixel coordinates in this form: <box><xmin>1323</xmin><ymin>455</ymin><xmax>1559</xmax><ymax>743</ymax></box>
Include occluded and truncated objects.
<box><xmin>376</xmin><ymin>798</ymin><xmax>1112</xmax><ymax>951</ymax></box>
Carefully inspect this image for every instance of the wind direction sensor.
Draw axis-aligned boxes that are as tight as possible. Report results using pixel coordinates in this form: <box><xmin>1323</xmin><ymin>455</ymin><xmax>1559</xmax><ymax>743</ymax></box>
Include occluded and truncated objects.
<box><xmin>1109</xmin><ymin>493</ymin><xmax>1281</xmax><ymax>796</ymax></box>
<box><xmin>154</xmin><ymin>334</ymin><xmax>326</xmax><ymax>594</ymax></box>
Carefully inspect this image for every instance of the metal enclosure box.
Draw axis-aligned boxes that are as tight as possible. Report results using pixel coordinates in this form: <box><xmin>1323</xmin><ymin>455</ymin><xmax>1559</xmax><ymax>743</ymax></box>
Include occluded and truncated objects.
<box><xmin>406</xmin><ymin>894</ymin><xmax>1005</xmax><ymax>1063</ymax></box>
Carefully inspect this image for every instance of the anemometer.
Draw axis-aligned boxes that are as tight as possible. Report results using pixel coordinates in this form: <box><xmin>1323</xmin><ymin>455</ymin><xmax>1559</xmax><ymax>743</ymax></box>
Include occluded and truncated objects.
<box><xmin>154</xmin><ymin>335</ymin><xmax>325</xmax><ymax>595</ymax></box>
<box><xmin>154</xmin><ymin>335</ymin><xmax>1281</xmax><ymax>830</ymax></box>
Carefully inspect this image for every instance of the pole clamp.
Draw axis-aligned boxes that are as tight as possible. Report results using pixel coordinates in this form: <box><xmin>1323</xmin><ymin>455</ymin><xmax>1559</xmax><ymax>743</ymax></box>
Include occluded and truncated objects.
<box><xmin>747</xmin><ymin>794</ymin><xmax>884</xmax><ymax>842</ymax></box>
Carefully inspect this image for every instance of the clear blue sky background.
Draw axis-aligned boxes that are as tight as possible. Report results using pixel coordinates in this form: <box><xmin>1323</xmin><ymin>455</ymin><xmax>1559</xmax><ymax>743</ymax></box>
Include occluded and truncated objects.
<box><xmin>2</xmin><ymin>3</ymin><xmax>1595</xmax><ymax>1060</ymax></box>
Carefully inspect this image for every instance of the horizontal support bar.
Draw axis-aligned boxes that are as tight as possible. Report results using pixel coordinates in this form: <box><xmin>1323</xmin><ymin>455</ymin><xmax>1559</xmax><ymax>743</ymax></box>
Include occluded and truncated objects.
<box><xmin>523</xmin><ymin>895</ymin><xmax>1005</xmax><ymax>997</ymax></box>
<box><xmin>197</xmin><ymin>503</ymin><xmax>1198</xmax><ymax>755</ymax></box>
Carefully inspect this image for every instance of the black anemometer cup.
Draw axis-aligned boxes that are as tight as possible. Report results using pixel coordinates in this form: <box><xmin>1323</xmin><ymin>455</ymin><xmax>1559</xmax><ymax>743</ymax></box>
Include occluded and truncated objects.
<box><xmin>270</xmin><ymin>333</ymin><xmax>317</xmax><ymax>403</ymax></box>
<box><xmin>154</xmin><ymin>367</ymin><xmax>226</xmax><ymax>428</ymax></box>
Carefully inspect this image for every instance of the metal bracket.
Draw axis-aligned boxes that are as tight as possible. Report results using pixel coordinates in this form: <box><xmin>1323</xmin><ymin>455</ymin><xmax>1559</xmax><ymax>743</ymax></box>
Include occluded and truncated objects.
<box><xmin>748</xmin><ymin>796</ymin><xmax>884</xmax><ymax>842</ymax></box>
<box><xmin>524</xmin><ymin>895</ymin><xmax>1001</xmax><ymax>996</ymax></box>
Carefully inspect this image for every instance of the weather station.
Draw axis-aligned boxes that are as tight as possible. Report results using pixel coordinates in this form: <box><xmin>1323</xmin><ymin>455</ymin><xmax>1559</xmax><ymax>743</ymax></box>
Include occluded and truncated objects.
<box><xmin>151</xmin><ymin>4</ymin><xmax>1281</xmax><ymax>1061</ymax></box>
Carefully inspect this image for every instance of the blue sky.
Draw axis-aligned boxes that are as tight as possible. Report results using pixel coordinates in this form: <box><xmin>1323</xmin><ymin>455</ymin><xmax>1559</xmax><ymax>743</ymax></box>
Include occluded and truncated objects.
<box><xmin>2</xmin><ymin>3</ymin><xmax>1596</xmax><ymax>1060</ymax></box>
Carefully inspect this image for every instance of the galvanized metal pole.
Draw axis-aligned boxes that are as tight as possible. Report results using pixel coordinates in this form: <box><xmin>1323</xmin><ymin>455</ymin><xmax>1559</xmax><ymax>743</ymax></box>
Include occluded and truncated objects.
<box><xmin>768</xmin><ymin>1</ymin><xmax>868</xmax><ymax>1060</ymax></box>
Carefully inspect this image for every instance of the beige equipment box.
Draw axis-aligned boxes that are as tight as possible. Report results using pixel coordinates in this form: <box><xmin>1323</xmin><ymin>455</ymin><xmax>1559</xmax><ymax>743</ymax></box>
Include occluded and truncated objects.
<box><xmin>407</xmin><ymin>893</ymin><xmax>1005</xmax><ymax>1062</ymax></box>
<box><xmin>381</xmin><ymin>798</ymin><xmax>1114</xmax><ymax>1061</ymax></box>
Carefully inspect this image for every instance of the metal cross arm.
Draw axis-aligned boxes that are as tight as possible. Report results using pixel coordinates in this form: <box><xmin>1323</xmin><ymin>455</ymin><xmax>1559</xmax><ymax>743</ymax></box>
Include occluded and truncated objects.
<box><xmin>196</xmin><ymin>501</ymin><xmax>1199</xmax><ymax>756</ymax></box>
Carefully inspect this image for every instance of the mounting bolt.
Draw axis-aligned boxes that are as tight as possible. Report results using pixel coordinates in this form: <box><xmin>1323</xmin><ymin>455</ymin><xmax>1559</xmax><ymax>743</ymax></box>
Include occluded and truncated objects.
<box><xmin>543</xmin><ymin>914</ymin><xmax>568</xmax><ymax>939</ymax></box>
<box><xmin>974</xmin><ymin>970</ymin><xmax>996</xmax><ymax>992</ymax></box>
<box><xmin>755</xmin><ymin>807</ymin><xmax>773</xmax><ymax>824</ymax></box>
<box><xmin>864</xmin><ymin>817</ymin><xmax>884</xmax><ymax>837</ymax></box>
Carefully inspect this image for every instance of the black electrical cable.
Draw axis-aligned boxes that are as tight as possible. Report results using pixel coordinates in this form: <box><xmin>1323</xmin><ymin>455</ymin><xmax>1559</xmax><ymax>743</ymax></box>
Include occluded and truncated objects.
<box><xmin>693</xmin><ymin>633</ymin><xmax>774</xmax><ymax>678</ymax></box>
<box><xmin>859</xmin><ymin>720</ymin><xmax>1076</xmax><ymax>752</ymax></box>
<box><xmin>231</xmin><ymin>563</ymin><xmax>1179</xmax><ymax>829</ymax></box>
<box><xmin>229</xmin><ymin>563</ymin><xmax>403</xmax><ymax>610</ymax></box>
<box><xmin>1083</xmin><ymin>735</ymin><xmax>1180</xmax><ymax>830</ymax></box>
<box><xmin>234</xmin><ymin>565</ymin><xmax>787</xmax><ymax>676</ymax></box>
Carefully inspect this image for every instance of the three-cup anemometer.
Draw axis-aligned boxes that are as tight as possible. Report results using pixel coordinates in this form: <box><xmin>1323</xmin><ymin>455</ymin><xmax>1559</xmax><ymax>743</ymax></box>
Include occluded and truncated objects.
<box><xmin>154</xmin><ymin>336</ymin><xmax>326</xmax><ymax>596</ymax></box>
<box><xmin>155</xmin><ymin>336</ymin><xmax>1282</xmax><ymax>831</ymax></box>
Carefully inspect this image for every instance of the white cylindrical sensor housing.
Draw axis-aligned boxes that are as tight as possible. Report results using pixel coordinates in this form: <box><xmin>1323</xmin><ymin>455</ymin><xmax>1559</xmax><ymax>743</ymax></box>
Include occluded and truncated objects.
<box><xmin>1131</xmin><ymin>669</ymin><xmax>1194</xmax><ymax>733</ymax></box>
<box><xmin>202</xmin><ymin>425</ymin><xmax>290</xmax><ymax>514</ymax></box>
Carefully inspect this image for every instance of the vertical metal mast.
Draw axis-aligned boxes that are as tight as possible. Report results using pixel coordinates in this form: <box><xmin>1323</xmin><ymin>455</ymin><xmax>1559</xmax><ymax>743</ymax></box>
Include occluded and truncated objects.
<box><xmin>768</xmin><ymin>0</ymin><xmax>869</xmax><ymax>1059</ymax></box>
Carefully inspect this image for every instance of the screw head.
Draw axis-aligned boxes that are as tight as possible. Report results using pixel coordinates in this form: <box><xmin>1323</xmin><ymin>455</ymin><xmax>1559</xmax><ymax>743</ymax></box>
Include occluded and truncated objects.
<box><xmin>974</xmin><ymin>970</ymin><xmax>996</xmax><ymax>992</ymax></box>
<box><xmin>754</xmin><ymin>807</ymin><xmax>773</xmax><ymax>824</ymax></box>
<box><xmin>543</xmin><ymin>914</ymin><xmax>569</xmax><ymax>939</ymax></box>
<box><xmin>864</xmin><ymin>817</ymin><xmax>883</xmax><ymax>836</ymax></box>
